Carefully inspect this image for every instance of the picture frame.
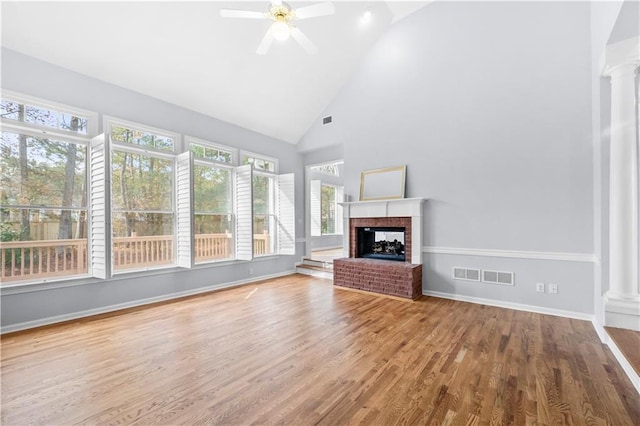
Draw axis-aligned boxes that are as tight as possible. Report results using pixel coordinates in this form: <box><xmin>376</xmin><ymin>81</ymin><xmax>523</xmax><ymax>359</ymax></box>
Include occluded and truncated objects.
<box><xmin>359</xmin><ymin>165</ymin><xmax>406</xmax><ymax>201</ymax></box>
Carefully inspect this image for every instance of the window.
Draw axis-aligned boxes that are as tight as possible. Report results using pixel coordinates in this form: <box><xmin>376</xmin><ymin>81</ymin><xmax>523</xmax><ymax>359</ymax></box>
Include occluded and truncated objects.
<box><xmin>1</xmin><ymin>91</ymin><xmax>95</xmax><ymax>136</ymax></box>
<box><xmin>310</xmin><ymin>163</ymin><xmax>340</xmax><ymax>176</ymax></box>
<box><xmin>1</xmin><ymin>93</ymin><xmax>297</xmax><ymax>285</ymax></box>
<box><xmin>107</xmin><ymin>119</ymin><xmax>178</xmax><ymax>272</ymax></box>
<box><xmin>190</xmin><ymin>140</ymin><xmax>235</xmax><ymax>164</ymax></box>
<box><xmin>243</xmin><ymin>152</ymin><xmax>278</xmax><ymax>256</ymax></box>
<box><xmin>1</xmin><ymin>117</ymin><xmax>91</xmax><ymax>283</ymax></box>
<box><xmin>189</xmin><ymin>138</ymin><xmax>235</xmax><ymax>263</ymax></box>
<box><xmin>109</xmin><ymin>122</ymin><xmax>176</xmax><ymax>152</ymax></box>
<box><xmin>242</xmin><ymin>152</ymin><xmax>276</xmax><ymax>172</ymax></box>
<box><xmin>311</xmin><ymin>181</ymin><xmax>343</xmax><ymax>237</ymax></box>
<box><xmin>321</xmin><ymin>184</ymin><xmax>336</xmax><ymax>234</ymax></box>
<box><xmin>252</xmin><ymin>172</ymin><xmax>276</xmax><ymax>256</ymax></box>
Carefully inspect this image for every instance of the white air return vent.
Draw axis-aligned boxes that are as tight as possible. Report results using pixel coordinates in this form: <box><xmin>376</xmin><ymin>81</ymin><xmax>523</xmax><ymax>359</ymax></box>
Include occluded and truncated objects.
<box><xmin>453</xmin><ymin>267</ymin><xmax>481</xmax><ymax>282</ymax></box>
<box><xmin>482</xmin><ymin>270</ymin><xmax>515</xmax><ymax>286</ymax></box>
<box><xmin>466</xmin><ymin>269</ymin><xmax>480</xmax><ymax>281</ymax></box>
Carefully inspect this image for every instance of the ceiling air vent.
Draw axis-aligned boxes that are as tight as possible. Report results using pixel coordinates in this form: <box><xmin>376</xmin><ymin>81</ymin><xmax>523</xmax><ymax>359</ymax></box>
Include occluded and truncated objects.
<box><xmin>323</xmin><ymin>116</ymin><xmax>332</xmax><ymax>125</ymax></box>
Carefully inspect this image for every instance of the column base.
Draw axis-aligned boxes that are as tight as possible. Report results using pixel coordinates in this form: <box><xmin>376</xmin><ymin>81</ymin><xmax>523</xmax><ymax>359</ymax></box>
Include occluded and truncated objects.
<box><xmin>605</xmin><ymin>294</ymin><xmax>640</xmax><ymax>331</ymax></box>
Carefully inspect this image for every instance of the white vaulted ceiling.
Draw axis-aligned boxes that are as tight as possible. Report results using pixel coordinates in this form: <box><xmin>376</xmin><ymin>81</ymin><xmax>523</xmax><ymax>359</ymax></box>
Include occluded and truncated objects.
<box><xmin>1</xmin><ymin>1</ymin><xmax>429</xmax><ymax>144</ymax></box>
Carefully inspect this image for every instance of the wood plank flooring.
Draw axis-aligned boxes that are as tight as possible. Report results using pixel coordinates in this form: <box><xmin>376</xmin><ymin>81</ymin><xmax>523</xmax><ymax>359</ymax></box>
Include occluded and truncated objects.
<box><xmin>1</xmin><ymin>274</ymin><xmax>639</xmax><ymax>425</ymax></box>
<box><xmin>605</xmin><ymin>326</ymin><xmax>640</xmax><ymax>377</ymax></box>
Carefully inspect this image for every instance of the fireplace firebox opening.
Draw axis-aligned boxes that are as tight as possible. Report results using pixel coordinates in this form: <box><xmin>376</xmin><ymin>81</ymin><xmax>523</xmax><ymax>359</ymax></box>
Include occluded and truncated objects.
<box><xmin>356</xmin><ymin>227</ymin><xmax>406</xmax><ymax>262</ymax></box>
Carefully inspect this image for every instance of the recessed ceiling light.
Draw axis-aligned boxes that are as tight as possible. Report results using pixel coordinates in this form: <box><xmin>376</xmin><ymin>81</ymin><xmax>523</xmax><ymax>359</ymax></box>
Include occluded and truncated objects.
<box><xmin>360</xmin><ymin>10</ymin><xmax>372</xmax><ymax>24</ymax></box>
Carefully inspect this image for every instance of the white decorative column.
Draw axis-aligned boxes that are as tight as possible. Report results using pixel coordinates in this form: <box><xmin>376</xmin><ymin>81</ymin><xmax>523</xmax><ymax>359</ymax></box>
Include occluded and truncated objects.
<box><xmin>603</xmin><ymin>37</ymin><xmax>640</xmax><ymax>330</ymax></box>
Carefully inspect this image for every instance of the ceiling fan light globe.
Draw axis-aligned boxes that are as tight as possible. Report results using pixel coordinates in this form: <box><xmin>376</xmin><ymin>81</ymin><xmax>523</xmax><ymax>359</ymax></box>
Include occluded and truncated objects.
<box><xmin>271</xmin><ymin>21</ymin><xmax>290</xmax><ymax>41</ymax></box>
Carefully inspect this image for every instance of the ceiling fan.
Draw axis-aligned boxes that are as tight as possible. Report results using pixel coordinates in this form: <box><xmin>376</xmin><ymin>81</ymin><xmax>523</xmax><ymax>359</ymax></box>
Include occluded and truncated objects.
<box><xmin>220</xmin><ymin>1</ymin><xmax>335</xmax><ymax>55</ymax></box>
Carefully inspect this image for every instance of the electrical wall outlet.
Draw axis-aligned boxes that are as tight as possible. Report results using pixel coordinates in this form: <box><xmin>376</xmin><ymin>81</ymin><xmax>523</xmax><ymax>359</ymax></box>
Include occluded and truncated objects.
<box><xmin>248</xmin><ymin>267</ymin><xmax>254</xmax><ymax>276</ymax></box>
<box><xmin>536</xmin><ymin>282</ymin><xmax>545</xmax><ymax>293</ymax></box>
<box><xmin>548</xmin><ymin>283</ymin><xmax>558</xmax><ymax>294</ymax></box>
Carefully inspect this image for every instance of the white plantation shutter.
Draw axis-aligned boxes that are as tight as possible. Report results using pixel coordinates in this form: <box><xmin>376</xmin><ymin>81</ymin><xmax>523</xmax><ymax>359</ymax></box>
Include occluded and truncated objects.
<box><xmin>310</xmin><ymin>179</ymin><xmax>321</xmax><ymax>236</ymax></box>
<box><xmin>175</xmin><ymin>151</ymin><xmax>194</xmax><ymax>268</ymax></box>
<box><xmin>89</xmin><ymin>134</ymin><xmax>111</xmax><ymax>279</ymax></box>
<box><xmin>235</xmin><ymin>164</ymin><xmax>253</xmax><ymax>260</ymax></box>
<box><xmin>336</xmin><ymin>185</ymin><xmax>344</xmax><ymax>235</ymax></box>
<box><xmin>276</xmin><ymin>173</ymin><xmax>295</xmax><ymax>255</ymax></box>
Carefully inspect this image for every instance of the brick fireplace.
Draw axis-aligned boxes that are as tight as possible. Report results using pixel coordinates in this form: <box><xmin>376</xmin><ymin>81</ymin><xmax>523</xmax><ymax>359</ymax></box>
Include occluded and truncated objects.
<box><xmin>334</xmin><ymin>198</ymin><xmax>425</xmax><ymax>300</ymax></box>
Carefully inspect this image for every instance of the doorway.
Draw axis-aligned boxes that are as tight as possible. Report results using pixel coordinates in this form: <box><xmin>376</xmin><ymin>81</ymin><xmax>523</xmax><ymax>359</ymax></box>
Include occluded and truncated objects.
<box><xmin>305</xmin><ymin>160</ymin><xmax>345</xmax><ymax>263</ymax></box>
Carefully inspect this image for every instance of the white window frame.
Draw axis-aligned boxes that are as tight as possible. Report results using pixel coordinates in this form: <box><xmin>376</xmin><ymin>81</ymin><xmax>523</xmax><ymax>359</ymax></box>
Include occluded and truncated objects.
<box><xmin>104</xmin><ymin>115</ymin><xmax>180</xmax><ymax>155</ymax></box>
<box><xmin>240</xmin><ymin>150</ymin><xmax>279</xmax><ymax>173</ymax></box>
<box><xmin>0</xmin><ymin>113</ymin><xmax>94</xmax><ymax>286</ymax></box>
<box><xmin>310</xmin><ymin>163</ymin><xmax>340</xmax><ymax>177</ymax></box>
<box><xmin>241</xmin><ymin>151</ymin><xmax>278</xmax><ymax>257</ymax></box>
<box><xmin>186</xmin><ymin>136</ymin><xmax>237</xmax><ymax>165</ymax></box>
<box><xmin>106</xmin><ymin>118</ymin><xmax>179</xmax><ymax>274</ymax></box>
<box><xmin>1</xmin><ymin>89</ymin><xmax>99</xmax><ymax>137</ymax></box>
<box><xmin>239</xmin><ymin>150</ymin><xmax>295</xmax><ymax>258</ymax></box>
<box><xmin>187</xmin><ymin>137</ymin><xmax>237</xmax><ymax>264</ymax></box>
<box><xmin>252</xmin><ymin>170</ymin><xmax>277</xmax><ymax>257</ymax></box>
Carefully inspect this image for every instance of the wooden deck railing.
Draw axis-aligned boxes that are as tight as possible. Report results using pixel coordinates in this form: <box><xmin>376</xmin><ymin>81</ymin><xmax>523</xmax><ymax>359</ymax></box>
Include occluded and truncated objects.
<box><xmin>113</xmin><ymin>235</ymin><xmax>174</xmax><ymax>271</ymax></box>
<box><xmin>1</xmin><ymin>233</ymin><xmax>272</xmax><ymax>282</ymax></box>
<box><xmin>194</xmin><ymin>233</ymin><xmax>233</xmax><ymax>261</ymax></box>
<box><xmin>253</xmin><ymin>233</ymin><xmax>272</xmax><ymax>256</ymax></box>
<box><xmin>0</xmin><ymin>239</ymin><xmax>88</xmax><ymax>283</ymax></box>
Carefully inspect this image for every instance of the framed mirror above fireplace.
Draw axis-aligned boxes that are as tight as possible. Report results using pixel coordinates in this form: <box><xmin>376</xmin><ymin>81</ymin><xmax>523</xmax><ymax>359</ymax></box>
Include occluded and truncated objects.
<box><xmin>359</xmin><ymin>165</ymin><xmax>406</xmax><ymax>201</ymax></box>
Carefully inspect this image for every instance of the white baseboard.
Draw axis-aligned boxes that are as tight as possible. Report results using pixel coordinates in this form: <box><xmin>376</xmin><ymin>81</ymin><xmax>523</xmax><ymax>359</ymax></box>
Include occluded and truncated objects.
<box><xmin>1</xmin><ymin>270</ymin><xmax>296</xmax><ymax>334</ymax></box>
<box><xmin>591</xmin><ymin>318</ymin><xmax>608</xmax><ymax>342</ymax></box>
<box><xmin>422</xmin><ymin>290</ymin><xmax>594</xmax><ymax>321</ymax></box>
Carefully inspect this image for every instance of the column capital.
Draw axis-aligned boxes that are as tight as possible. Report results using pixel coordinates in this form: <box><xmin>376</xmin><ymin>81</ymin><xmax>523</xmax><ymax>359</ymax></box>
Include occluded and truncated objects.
<box><xmin>601</xmin><ymin>36</ymin><xmax>640</xmax><ymax>77</ymax></box>
<box><xmin>606</xmin><ymin>63</ymin><xmax>638</xmax><ymax>80</ymax></box>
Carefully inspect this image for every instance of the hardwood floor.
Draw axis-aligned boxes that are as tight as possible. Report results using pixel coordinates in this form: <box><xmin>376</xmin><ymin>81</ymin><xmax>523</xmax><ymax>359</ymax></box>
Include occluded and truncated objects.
<box><xmin>606</xmin><ymin>326</ymin><xmax>640</xmax><ymax>376</ymax></box>
<box><xmin>2</xmin><ymin>274</ymin><xmax>639</xmax><ymax>425</ymax></box>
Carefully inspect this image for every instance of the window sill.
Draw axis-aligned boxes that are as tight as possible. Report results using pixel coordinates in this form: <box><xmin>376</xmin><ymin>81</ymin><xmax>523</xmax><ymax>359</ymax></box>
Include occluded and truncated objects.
<box><xmin>0</xmin><ymin>255</ymin><xmax>287</xmax><ymax>296</ymax></box>
<box><xmin>0</xmin><ymin>273</ymin><xmax>93</xmax><ymax>294</ymax></box>
<box><xmin>252</xmin><ymin>254</ymin><xmax>280</xmax><ymax>261</ymax></box>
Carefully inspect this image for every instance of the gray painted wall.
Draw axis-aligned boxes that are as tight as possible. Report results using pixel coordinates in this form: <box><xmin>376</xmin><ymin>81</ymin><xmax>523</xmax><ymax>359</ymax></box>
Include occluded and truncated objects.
<box><xmin>301</xmin><ymin>144</ymin><xmax>344</xmax><ymax>168</ymax></box>
<box><xmin>301</xmin><ymin>1</ymin><xmax>597</xmax><ymax>314</ymax></box>
<box><xmin>1</xmin><ymin>48</ymin><xmax>305</xmax><ymax>331</ymax></box>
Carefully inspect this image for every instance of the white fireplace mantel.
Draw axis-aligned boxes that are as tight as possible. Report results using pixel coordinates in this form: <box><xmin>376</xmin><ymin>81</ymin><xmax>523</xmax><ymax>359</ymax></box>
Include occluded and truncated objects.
<box><xmin>339</xmin><ymin>197</ymin><xmax>426</xmax><ymax>264</ymax></box>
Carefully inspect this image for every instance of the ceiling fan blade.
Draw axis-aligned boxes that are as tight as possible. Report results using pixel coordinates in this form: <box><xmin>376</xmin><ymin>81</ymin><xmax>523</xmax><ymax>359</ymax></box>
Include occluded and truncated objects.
<box><xmin>220</xmin><ymin>9</ymin><xmax>267</xmax><ymax>19</ymax></box>
<box><xmin>256</xmin><ymin>30</ymin><xmax>274</xmax><ymax>55</ymax></box>
<box><xmin>294</xmin><ymin>2</ymin><xmax>335</xmax><ymax>20</ymax></box>
<box><xmin>290</xmin><ymin>27</ymin><xmax>318</xmax><ymax>54</ymax></box>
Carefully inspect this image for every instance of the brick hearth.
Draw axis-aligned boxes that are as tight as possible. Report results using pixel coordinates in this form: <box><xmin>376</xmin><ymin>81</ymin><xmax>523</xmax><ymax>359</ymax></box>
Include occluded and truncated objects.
<box><xmin>334</xmin><ymin>257</ymin><xmax>422</xmax><ymax>300</ymax></box>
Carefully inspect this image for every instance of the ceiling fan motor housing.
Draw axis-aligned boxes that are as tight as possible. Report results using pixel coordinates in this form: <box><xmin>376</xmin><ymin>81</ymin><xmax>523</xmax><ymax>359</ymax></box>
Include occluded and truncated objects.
<box><xmin>270</xmin><ymin>5</ymin><xmax>293</xmax><ymax>23</ymax></box>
